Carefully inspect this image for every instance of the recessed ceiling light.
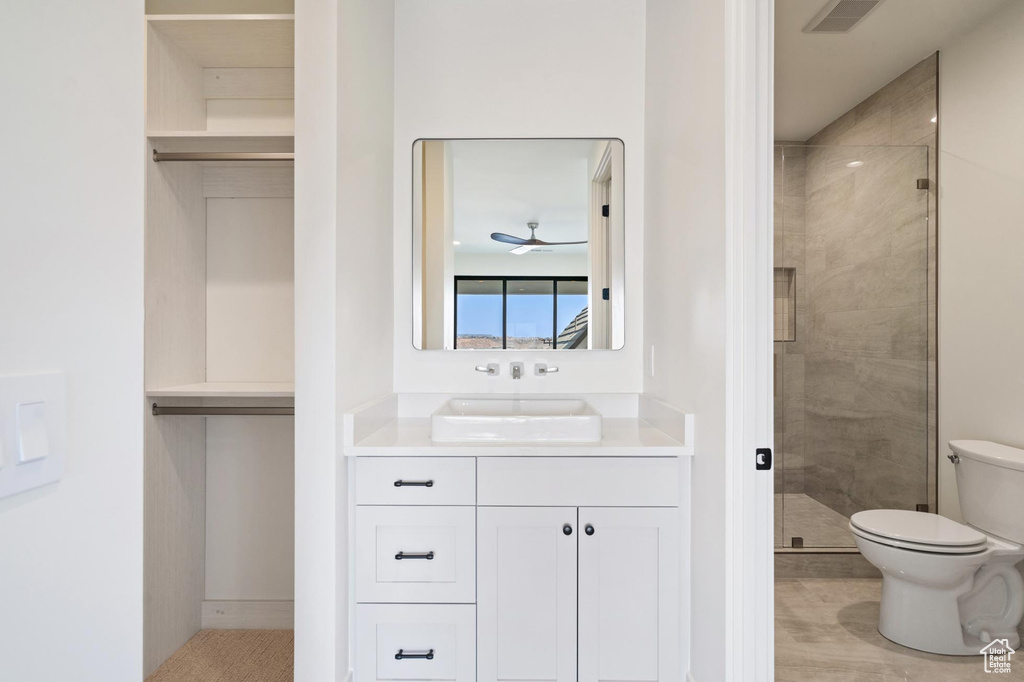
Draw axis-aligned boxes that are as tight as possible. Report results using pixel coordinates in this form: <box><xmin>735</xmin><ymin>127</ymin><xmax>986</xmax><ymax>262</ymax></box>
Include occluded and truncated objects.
<box><xmin>931</xmin><ymin>116</ymin><xmax>937</xmax><ymax>123</ymax></box>
<box><xmin>847</xmin><ymin>161</ymin><xmax>863</xmax><ymax>168</ymax></box>
<box><xmin>452</xmin><ymin>240</ymin><xmax>461</xmax><ymax>245</ymax></box>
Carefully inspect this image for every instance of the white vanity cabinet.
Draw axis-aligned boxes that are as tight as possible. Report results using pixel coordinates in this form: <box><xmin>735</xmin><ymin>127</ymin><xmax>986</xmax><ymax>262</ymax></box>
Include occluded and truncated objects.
<box><xmin>478</xmin><ymin>506</ymin><xmax>679</xmax><ymax>682</ymax></box>
<box><xmin>353</xmin><ymin>455</ymin><xmax>680</xmax><ymax>682</ymax></box>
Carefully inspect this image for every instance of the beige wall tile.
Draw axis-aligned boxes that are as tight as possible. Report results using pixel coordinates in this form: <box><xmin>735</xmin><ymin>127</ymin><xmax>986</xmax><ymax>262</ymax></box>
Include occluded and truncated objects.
<box><xmin>782</xmin><ymin>195</ymin><xmax>806</xmax><ymax>236</ymax></box>
<box><xmin>891</xmin><ymin>79</ymin><xmax>937</xmax><ymax>146</ymax></box>
<box><xmin>835</xmin><ymin>108</ymin><xmax>892</xmax><ymax>146</ymax></box>
<box><xmin>783</xmin><ymin>153</ymin><xmax>807</xmax><ymax>197</ymax></box>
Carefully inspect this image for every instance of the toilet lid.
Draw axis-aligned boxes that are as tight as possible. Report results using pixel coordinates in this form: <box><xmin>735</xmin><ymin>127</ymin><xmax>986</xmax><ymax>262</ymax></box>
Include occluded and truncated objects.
<box><xmin>850</xmin><ymin>510</ymin><xmax>987</xmax><ymax>548</ymax></box>
<box><xmin>850</xmin><ymin>524</ymin><xmax>989</xmax><ymax>555</ymax></box>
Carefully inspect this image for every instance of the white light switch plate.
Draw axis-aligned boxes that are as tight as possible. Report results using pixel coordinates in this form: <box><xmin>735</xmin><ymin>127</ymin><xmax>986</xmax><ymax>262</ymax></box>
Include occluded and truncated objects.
<box><xmin>0</xmin><ymin>373</ymin><xmax>67</xmax><ymax>500</ymax></box>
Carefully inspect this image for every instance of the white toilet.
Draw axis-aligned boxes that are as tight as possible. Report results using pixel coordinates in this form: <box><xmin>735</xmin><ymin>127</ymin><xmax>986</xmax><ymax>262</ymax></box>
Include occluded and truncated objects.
<box><xmin>850</xmin><ymin>440</ymin><xmax>1024</xmax><ymax>655</ymax></box>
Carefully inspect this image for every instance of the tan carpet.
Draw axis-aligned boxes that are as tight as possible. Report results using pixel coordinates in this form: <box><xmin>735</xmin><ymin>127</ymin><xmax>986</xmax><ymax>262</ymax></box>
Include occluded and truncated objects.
<box><xmin>146</xmin><ymin>630</ymin><xmax>293</xmax><ymax>682</ymax></box>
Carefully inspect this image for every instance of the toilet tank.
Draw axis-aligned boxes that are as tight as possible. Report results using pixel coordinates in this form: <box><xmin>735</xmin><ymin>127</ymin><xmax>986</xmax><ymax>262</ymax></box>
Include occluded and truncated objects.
<box><xmin>951</xmin><ymin>440</ymin><xmax>1024</xmax><ymax>544</ymax></box>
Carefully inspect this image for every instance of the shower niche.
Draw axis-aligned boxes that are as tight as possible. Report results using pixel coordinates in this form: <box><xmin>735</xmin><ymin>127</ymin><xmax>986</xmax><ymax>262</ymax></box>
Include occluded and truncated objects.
<box><xmin>774</xmin><ymin>267</ymin><xmax>796</xmax><ymax>343</ymax></box>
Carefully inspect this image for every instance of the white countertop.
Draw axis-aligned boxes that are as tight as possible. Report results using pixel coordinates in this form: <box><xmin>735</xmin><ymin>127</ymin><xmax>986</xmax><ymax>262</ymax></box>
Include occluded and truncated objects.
<box><xmin>345</xmin><ymin>417</ymin><xmax>692</xmax><ymax>457</ymax></box>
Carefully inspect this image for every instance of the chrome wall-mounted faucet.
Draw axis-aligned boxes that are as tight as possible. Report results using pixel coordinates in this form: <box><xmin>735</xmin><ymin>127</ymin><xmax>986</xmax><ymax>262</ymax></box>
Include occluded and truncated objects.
<box><xmin>475</xmin><ymin>363</ymin><xmax>499</xmax><ymax>376</ymax></box>
<box><xmin>534</xmin><ymin>363</ymin><xmax>559</xmax><ymax>376</ymax></box>
<box><xmin>510</xmin><ymin>362</ymin><xmax>524</xmax><ymax>380</ymax></box>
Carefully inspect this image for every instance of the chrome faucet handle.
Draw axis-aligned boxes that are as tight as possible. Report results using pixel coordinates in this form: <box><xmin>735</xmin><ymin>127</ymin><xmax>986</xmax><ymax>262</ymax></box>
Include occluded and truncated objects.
<box><xmin>475</xmin><ymin>363</ymin><xmax>499</xmax><ymax>376</ymax></box>
<box><xmin>534</xmin><ymin>363</ymin><xmax>559</xmax><ymax>376</ymax></box>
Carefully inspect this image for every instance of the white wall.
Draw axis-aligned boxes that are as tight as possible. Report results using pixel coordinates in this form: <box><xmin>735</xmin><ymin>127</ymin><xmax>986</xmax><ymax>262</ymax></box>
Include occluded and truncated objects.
<box><xmin>454</xmin><ymin>252</ymin><xmax>589</xmax><ymax>277</ymax></box>
<box><xmin>0</xmin><ymin>2</ymin><xmax>144</xmax><ymax>680</ymax></box>
<box><xmin>338</xmin><ymin>1</ymin><xmax>395</xmax><ymax>413</ymax></box>
<box><xmin>294</xmin><ymin>0</ymin><xmax>341</xmax><ymax>679</ymax></box>
<box><xmin>392</xmin><ymin>0</ymin><xmax>646</xmax><ymax>394</ymax></box>
<box><xmin>937</xmin><ymin>1</ymin><xmax>1024</xmax><ymax>521</ymax></box>
<box><xmin>645</xmin><ymin>1</ymin><xmax>728</xmax><ymax>679</ymax></box>
<box><xmin>296</xmin><ymin>0</ymin><xmax>395</xmax><ymax>679</ymax></box>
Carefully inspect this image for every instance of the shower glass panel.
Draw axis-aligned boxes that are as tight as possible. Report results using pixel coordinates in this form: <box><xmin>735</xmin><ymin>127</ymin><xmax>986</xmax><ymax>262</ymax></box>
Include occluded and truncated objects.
<box><xmin>774</xmin><ymin>144</ymin><xmax>932</xmax><ymax>549</ymax></box>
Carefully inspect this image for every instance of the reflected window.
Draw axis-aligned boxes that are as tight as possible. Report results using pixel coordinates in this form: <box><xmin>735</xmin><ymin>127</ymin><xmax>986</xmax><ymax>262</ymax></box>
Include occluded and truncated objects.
<box><xmin>556</xmin><ymin>279</ymin><xmax>589</xmax><ymax>349</ymax></box>
<box><xmin>454</xmin><ymin>279</ymin><xmax>503</xmax><ymax>349</ymax></box>
<box><xmin>454</xmin><ymin>277</ymin><xmax>588</xmax><ymax>350</ymax></box>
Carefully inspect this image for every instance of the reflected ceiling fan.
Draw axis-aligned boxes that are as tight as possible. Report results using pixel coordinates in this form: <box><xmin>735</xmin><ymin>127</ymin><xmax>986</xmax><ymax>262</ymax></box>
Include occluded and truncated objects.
<box><xmin>490</xmin><ymin>222</ymin><xmax>587</xmax><ymax>256</ymax></box>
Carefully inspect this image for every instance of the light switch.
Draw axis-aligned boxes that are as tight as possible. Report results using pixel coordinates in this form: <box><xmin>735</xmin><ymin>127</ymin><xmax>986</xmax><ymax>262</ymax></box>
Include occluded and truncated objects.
<box><xmin>0</xmin><ymin>373</ymin><xmax>66</xmax><ymax>499</ymax></box>
<box><xmin>16</xmin><ymin>400</ymin><xmax>50</xmax><ymax>463</ymax></box>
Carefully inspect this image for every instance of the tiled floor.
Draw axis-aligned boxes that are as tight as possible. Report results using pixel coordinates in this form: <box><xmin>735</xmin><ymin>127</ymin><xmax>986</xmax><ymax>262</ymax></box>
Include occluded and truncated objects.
<box><xmin>776</xmin><ymin>578</ymin><xmax>1024</xmax><ymax>681</ymax></box>
<box><xmin>775</xmin><ymin>492</ymin><xmax>857</xmax><ymax>548</ymax></box>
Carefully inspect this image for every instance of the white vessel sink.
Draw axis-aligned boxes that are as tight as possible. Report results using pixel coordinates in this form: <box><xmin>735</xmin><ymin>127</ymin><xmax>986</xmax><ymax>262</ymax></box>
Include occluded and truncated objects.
<box><xmin>431</xmin><ymin>398</ymin><xmax>602</xmax><ymax>444</ymax></box>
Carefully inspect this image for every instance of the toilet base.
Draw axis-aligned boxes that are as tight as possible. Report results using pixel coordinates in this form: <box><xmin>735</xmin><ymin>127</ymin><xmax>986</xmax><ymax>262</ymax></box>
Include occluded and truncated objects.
<box><xmin>876</xmin><ymin>573</ymin><xmax>990</xmax><ymax>656</ymax></box>
<box><xmin>875</xmin><ymin>564</ymin><xmax>1024</xmax><ymax>656</ymax></box>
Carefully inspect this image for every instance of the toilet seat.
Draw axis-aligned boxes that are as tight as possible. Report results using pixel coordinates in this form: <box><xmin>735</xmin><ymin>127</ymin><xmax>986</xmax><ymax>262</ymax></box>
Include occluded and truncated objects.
<box><xmin>850</xmin><ymin>524</ymin><xmax>988</xmax><ymax>554</ymax></box>
<box><xmin>850</xmin><ymin>510</ymin><xmax>988</xmax><ymax>554</ymax></box>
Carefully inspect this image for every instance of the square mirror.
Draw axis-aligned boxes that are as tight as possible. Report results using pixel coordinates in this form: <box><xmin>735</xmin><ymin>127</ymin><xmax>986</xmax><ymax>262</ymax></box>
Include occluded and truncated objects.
<box><xmin>412</xmin><ymin>138</ymin><xmax>625</xmax><ymax>350</ymax></box>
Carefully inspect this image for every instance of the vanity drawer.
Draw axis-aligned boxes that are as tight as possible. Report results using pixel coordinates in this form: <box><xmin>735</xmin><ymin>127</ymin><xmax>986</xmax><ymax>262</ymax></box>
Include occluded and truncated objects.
<box><xmin>356</xmin><ymin>604</ymin><xmax>476</xmax><ymax>682</ymax></box>
<box><xmin>356</xmin><ymin>457</ymin><xmax>475</xmax><ymax>506</ymax></box>
<box><xmin>356</xmin><ymin>506</ymin><xmax>476</xmax><ymax>604</ymax></box>
<box><xmin>477</xmin><ymin>457</ymin><xmax>679</xmax><ymax>507</ymax></box>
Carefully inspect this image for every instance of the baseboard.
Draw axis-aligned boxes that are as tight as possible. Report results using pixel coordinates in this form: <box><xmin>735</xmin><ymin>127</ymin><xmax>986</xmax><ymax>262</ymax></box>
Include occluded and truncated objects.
<box><xmin>774</xmin><ymin>551</ymin><xmax>881</xmax><ymax>579</ymax></box>
<box><xmin>201</xmin><ymin>600</ymin><xmax>294</xmax><ymax>629</ymax></box>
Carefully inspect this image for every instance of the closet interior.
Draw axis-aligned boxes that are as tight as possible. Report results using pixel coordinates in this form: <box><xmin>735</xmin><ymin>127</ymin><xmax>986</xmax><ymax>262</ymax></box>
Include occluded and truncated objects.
<box><xmin>143</xmin><ymin>6</ymin><xmax>295</xmax><ymax>678</ymax></box>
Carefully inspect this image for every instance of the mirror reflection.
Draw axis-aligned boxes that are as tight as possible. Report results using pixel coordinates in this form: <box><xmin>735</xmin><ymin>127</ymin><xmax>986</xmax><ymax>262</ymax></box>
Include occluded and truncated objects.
<box><xmin>412</xmin><ymin>139</ymin><xmax>625</xmax><ymax>350</ymax></box>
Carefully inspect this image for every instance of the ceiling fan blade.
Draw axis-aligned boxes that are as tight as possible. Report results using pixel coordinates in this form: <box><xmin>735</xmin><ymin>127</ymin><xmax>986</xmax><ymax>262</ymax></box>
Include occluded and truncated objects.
<box><xmin>490</xmin><ymin>232</ymin><xmax>530</xmax><ymax>245</ymax></box>
<box><xmin>533</xmin><ymin>240</ymin><xmax>589</xmax><ymax>246</ymax></box>
<box><xmin>509</xmin><ymin>244</ymin><xmax>536</xmax><ymax>255</ymax></box>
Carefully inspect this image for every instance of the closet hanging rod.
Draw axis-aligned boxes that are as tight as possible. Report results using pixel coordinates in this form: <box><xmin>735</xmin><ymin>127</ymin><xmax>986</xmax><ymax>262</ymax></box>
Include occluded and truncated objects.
<box><xmin>152</xmin><ymin>150</ymin><xmax>294</xmax><ymax>162</ymax></box>
<box><xmin>152</xmin><ymin>404</ymin><xmax>294</xmax><ymax>417</ymax></box>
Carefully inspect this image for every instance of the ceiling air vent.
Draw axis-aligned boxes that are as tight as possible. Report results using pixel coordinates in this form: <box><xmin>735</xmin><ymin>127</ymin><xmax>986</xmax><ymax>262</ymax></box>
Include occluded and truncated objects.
<box><xmin>804</xmin><ymin>0</ymin><xmax>885</xmax><ymax>34</ymax></box>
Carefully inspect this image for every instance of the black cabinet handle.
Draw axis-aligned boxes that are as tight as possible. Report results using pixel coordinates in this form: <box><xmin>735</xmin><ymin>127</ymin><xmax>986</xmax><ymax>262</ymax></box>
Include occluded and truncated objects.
<box><xmin>394</xmin><ymin>479</ymin><xmax>434</xmax><ymax>487</ymax></box>
<box><xmin>585</xmin><ymin>524</ymin><xmax>595</xmax><ymax>536</ymax></box>
<box><xmin>563</xmin><ymin>524</ymin><xmax>573</xmax><ymax>536</ymax></box>
<box><xmin>395</xmin><ymin>551</ymin><xmax>434</xmax><ymax>560</ymax></box>
<box><xmin>395</xmin><ymin>649</ymin><xmax>434</xmax><ymax>660</ymax></box>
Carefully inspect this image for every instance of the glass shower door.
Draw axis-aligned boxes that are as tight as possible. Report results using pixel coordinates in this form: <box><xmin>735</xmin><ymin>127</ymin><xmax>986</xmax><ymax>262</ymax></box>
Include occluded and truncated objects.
<box><xmin>774</xmin><ymin>143</ymin><xmax>932</xmax><ymax>549</ymax></box>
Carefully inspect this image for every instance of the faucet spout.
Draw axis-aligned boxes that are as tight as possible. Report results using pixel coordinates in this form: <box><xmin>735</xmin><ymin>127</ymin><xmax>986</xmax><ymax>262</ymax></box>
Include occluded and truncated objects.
<box><xmin>510</xmin><ymin>362</ymin><xmax>524</xmax><ymax>380</ymax></box>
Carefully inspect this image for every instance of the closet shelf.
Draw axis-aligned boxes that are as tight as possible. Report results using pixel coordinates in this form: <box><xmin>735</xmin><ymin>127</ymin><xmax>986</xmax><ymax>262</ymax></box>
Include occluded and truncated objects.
<box><xmin>146</xmin><ymin>14</ymin><xmax>295</xmax><ymax>68</ymax></box>
<box><xmin>146</xmin><ymin>382</ymin><xmax>295</xmax><ymax>399</ymax></box>
<box><xmin>149</xmin><ymin>131</ymin><xmax>294</xmax><ymax>155</ymax></box>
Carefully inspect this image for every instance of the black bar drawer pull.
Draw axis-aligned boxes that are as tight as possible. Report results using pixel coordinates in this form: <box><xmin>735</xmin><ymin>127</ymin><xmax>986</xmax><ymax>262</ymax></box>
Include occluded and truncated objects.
<box><xmin>395</xmin><ymin>649</ymin><xmax>434</xmax><ymax>660</ymax></box>
<box><xmin>395</xmin><ymin>551</ymin><xmax>435</xmax><ymax>561</ymax></box>
<box><xmin>394</xmin><ymin>479</ymin><xmax>434</xmax><ymax>488</ymax></box>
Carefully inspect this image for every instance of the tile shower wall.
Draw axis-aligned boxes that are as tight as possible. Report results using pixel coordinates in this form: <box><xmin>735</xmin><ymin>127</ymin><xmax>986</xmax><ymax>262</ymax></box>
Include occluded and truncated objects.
<box><xmin>775</xmin><ymin>54</ymin><xmax>937</xmax><ymax>527</ymax></box>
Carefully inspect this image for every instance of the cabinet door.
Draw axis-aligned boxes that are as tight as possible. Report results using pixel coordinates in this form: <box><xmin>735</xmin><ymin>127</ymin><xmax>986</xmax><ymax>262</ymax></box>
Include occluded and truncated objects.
<box><xmin>478</xmin><ymin>507</ymin><xmax>577</xmax><ymax>682</ymax></box>
<box><xmin>578</xmin><ymin>507</ymin><xmax>680</xmax><ymax>682</ymax></box>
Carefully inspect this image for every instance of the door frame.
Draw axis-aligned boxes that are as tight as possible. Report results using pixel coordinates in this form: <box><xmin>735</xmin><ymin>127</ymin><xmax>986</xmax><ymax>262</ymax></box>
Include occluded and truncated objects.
<box><xmin>724</xmin><ymin>0</ymin><xmax>774</xmax><ymax>679</ymax></box>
